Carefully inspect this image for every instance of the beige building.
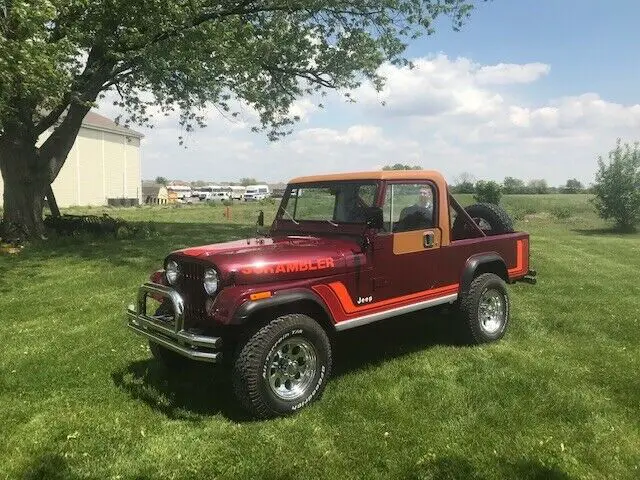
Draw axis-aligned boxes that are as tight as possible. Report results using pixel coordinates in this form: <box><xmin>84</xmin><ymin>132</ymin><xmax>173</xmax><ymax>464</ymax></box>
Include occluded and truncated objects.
<box><xmin>142</xmin><ymin>182</ymin><xmax>169</xmax><ymax>204</ymax></box>
<box><xmin>0</xmin><ymin>111</ymin><xmax>144</xmax><ymax>208</ymax></box>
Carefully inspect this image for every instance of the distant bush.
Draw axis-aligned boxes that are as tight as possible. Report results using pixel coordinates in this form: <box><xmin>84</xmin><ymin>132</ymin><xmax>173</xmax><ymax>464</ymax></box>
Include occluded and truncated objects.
<box><xmin>591</xmin><ymin>139</ymin><xmax>640</xmax><ymax>232</ymax></box>
<box><xmin>502</xmin><ymin>176</ymin><xmax>526</xmax><ymax>194</ymax></box>
<box><xmin>561</xmin><ymin>178</ymin><xmax>584</xmax><ymax>194</ymax></box>
<box><xmin>473</xmin><ymin>181</ymin><xmax>502</xmax><ymax>205</ymax></box>
<box><xmin>551</xmin><ymin>206</ymin><xmax>572</xmax><ymax>220</ymax></box>
<box><xmin>526</xmin><ymin>179</ymin><xmax>549</xmax><ymax>194</ymax></box>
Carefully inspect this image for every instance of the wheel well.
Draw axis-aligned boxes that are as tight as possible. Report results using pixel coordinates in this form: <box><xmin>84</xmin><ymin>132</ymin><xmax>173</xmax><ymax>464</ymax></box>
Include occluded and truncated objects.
<box><xmin>241</xmin><ymin>299</ymin><xmax>335</xmax><ymax>338</ymax></box>
<box><xmin>473</xmin><ymin>260</ymin><xmax>508</xmax><ymax>282</ymax></box>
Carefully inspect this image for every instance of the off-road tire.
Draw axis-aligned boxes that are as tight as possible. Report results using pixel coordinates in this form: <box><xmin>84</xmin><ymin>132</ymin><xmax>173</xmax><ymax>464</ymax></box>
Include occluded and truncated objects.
<box><xmin>232</xmin><ymin>314</ymin><xmax>332</xmax><ymax>419</ymax></box>
<box><xmin>148</xmin><ymin>301</ymin><xmax>191</xmax><ymax>369</ymax></box>
<box><xmin>452</xmin><ymin>203</ymin><xmax>514</xmax><ymax>238</ymax></box>
<box><xmin>458</xmin><ymin>273</ymin><xmax>510</xmax><ymax>344</ymax></box>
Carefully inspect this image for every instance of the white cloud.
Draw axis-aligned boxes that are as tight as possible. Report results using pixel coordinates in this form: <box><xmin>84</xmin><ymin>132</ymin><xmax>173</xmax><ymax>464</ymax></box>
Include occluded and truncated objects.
<box><xmin>94</xmin><ymin>54</ymin><xmax>640</xmax><ymax>186</ymax></box>
<box><xmin>476</xmin><ymin>62</ymin><xmax>550</xmax><ymax>85</ymax></box>
<box><xmin>288</xmin><ymin>99</ymin><xmax>317</xmax><ymax>122</ymax></box>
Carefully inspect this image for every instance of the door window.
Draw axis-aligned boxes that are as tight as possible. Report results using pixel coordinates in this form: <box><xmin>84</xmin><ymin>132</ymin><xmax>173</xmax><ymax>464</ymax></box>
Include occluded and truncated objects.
<box><xmin>383</xmin><ymin>183</ymin><xmax>436</xmax><ymax>232</ymax></box>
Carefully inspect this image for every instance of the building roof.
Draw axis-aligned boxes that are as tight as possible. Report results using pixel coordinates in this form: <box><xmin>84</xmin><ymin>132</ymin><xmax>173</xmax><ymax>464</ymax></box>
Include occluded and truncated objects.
<box><xmin>288</xmin><ymin>170</ymin><xmax>446</xmax><ymax>184</ymax></box>
<box><xmin>82</xmin><ymin>111</ymin><xmax>144</xmax><ymax>138</ymax></box>
<box><xmin>142</xmin><ymin>184</ymin><xmax>166</xmax><ymax>196</ymax></box>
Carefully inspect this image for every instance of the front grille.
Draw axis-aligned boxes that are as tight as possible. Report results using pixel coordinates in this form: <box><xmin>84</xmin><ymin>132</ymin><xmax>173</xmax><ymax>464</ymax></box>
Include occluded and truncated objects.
<box><xmin>176</xmin><ymin>261</ymin><xmax>208</xmax><ymax>326</ymax></box>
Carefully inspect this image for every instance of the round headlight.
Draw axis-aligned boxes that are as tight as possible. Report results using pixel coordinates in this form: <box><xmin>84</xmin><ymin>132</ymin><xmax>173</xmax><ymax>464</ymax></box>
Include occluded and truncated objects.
<box><xmin>165</xmin><ymin>260</ymin><xmax>180</xmax><ymax>285</ymax></box>
<box><xmin>203</xmin><ymin>268</ymin><xmax>219</xmax><ymax>295</ymax></box>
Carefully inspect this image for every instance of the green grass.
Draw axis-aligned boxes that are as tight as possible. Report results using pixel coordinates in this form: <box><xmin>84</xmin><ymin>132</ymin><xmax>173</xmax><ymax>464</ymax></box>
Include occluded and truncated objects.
<box><xmin>2</xmin><ymin>195</ymin><xmax>640</xmax><ymax>479</ymax></box>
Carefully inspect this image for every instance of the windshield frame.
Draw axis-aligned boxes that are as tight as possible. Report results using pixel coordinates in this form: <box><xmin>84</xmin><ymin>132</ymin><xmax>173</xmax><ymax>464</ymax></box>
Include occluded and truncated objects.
<box><xmin>272</xmin><ymin>180</ymin><xmax>381</xmax><ymax>235</ymax></box>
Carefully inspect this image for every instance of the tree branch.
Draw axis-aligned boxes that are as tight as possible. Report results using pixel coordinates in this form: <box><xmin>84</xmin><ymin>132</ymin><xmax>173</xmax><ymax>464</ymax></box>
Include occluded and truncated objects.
<box><xmin>116</xmin><ymin>1</ymin><xmax>301</xmax><ymax>54</ymax></box>
<box><xmin>264</xmin><ymin>65</ymin><xmax>337</xmax><ymax>89</ymax></box>
<box><xmin>34</xmin><ymin>42</ymin><xmax>113</xmax><ymax>136</ymax></box>
<box><xmin>38</xmin><ymin>58</ymin><xmax>114</xmax><ymax>182</ymax></box>
<box><xmin>34</xmin><ymin>94</ymin><xmax>71</xmax><ymax>135</ymax></box>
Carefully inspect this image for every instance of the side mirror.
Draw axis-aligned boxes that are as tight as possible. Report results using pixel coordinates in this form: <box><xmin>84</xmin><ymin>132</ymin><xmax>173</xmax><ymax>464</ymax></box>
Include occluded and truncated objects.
<box><xmin>364</xmin><ymin>206</ymin><xmax>384</xmax><ymax>230</ymax></box>
<box><xmin>257</xmin><ymin>210</ymin><xmax>264</xmax><ymax>227</ymax></box>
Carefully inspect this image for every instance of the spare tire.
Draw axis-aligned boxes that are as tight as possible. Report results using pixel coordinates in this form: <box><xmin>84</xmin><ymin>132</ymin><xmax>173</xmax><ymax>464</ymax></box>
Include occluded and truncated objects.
<box><xmin>452</xmin><ymin>203</ymin><xmax>514</xmax><ymax>239</ymax></box>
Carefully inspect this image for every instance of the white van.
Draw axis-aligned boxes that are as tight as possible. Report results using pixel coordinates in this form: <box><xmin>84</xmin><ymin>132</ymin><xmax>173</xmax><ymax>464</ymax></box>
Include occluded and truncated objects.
<box><xmin>229</xmin><ymin>185</ymin><xmax>246</xmax><ymax>200</ymax></box>
<box><xmin>243</xmin><ymin>184</ymin><xmax>270</xmax><ymax>201</ymax></box>
<box><xmin>196</xmin><ymin>185</ymin><xmax>223</xmax><ymax>201</ymax></box>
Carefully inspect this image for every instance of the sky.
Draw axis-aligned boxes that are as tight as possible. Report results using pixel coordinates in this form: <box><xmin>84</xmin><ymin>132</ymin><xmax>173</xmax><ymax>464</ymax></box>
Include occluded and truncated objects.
<box><xmin>98</xmin><ymin>0</ymin><xmax>640</xmax><ymax>187</ymax></box>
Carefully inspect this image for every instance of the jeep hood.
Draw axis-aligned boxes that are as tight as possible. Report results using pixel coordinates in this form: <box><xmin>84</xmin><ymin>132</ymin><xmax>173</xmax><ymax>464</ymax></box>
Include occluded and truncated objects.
<box><xmin>170</xmin><ymin>235</ymin><xmax>363</xmax><ymax>284</ymax></box>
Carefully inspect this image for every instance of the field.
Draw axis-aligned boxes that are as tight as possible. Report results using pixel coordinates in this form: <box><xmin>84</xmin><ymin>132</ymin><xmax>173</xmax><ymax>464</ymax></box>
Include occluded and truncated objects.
<box><xmin>1</xmin><ymin>194</ymin><xmax>639</xmax><ymax>479</ymax></box>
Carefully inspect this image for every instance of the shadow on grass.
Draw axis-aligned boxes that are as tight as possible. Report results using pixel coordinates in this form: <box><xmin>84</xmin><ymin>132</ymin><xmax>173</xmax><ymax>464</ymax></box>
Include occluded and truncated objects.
<box><xmin>331</xmin><ymin>305</ymin><xmax>463</xmax><ymax>378</ymax></box>
<box><xmin>111</xmin><ymin>360</ymin><xmax>253</xmax><ymax>423</ymax></box>
<box><xmin>21</xmin><ymin>452</ymin><xmax>81</xmax><ymax>480</ymax></box>
<box><xmin>403</xmin><ymin>455</ymin><xmax>573</xmax><ymax>480</ymax></box>
<box><xmin>112</xmin><ymin>306</ymin><xmax>464</xmax><ymax>423</ymax></box>
<box><xmin>572</xmin><ymin>227</ymin><xmax>638</xmax><ymax>236</ymax></box>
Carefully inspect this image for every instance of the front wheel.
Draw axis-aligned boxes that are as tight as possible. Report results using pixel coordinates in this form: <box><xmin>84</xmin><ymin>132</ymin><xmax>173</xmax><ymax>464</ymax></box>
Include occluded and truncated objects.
<box><xmin>458</xmin><ymin>273</ymin><xmax>510</xmax><ymax>344</ymax></box>
<box><xmin>232</xmin><ymin>314</ymin><xmax>332</xmax><ymax>419</ymax></box>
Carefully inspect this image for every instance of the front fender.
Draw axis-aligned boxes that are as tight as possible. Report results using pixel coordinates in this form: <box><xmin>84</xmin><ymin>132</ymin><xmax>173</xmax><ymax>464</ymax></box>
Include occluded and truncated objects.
<box><xmin>232</xmin><ymin>288</ymin><xmax>333</xmax><ymax>325</ymax></box>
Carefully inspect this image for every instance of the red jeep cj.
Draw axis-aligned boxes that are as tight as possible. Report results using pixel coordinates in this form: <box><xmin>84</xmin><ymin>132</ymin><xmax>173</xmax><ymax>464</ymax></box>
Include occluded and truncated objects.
<box><xmin>126</xmin><ymin>170</ymin><xmax>536</xmax><ymax>418</ymax></box>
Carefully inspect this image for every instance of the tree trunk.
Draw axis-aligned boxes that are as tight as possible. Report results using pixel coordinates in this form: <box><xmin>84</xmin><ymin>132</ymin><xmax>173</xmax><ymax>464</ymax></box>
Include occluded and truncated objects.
<box><xmin>0</xmin><ymin>136</ymin><xmax>49</xmax><ymax>240</ymax></box>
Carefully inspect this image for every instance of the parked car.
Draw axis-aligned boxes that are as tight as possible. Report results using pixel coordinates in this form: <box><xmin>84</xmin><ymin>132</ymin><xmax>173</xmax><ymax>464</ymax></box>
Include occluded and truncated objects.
<box><xmin>209</xmin><ymin>191</ymin><xmax>230</xmax><ymax>202</ymax></box>
<box><xmin>126</xmin><ymin>170</ymin><xmax>536</xmax><ymax>419</ymax></box>
<box><xmin>243</xmin><ymin>184</ymin><xmax>270</xmax><ymax>201</ymax></box>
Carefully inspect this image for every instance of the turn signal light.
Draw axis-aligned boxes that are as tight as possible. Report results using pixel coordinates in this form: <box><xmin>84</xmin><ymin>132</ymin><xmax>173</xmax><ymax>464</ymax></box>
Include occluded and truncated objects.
<box><xmin>250</xmin><ymin>291</ymin><xmax>272</xmax><ymax>301</ymax></box>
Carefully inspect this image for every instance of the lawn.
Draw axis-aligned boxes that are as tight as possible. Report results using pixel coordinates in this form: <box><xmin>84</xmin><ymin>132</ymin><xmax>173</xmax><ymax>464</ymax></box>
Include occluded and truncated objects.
<box><xmin>1</xmin><ymin>195</ymin><xmax>639</xmax><ymax>479</ymax></box>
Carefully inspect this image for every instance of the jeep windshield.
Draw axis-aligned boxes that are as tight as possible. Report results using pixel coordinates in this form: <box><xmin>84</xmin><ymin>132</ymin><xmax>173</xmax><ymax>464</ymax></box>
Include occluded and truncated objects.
<box><xmin>273</xmin><ymin>181</ymin><xmax>378</xmax><ymax>235</ymax></box>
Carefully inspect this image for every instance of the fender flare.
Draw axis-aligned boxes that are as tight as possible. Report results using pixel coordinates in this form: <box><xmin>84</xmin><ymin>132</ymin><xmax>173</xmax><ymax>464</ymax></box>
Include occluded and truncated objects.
<box><xmin>460</xmin><ymin>252</ymin><xmax>508</xmax><ymax>295</ymax></box>
<box><xmin>233</xmin><ymin>288</ymin><xmax>333</xmax><ymax>325</ymax></box>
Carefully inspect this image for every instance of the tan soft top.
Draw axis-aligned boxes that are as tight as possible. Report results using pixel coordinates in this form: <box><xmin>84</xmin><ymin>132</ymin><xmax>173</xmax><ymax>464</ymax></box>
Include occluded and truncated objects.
<box><xmin>288</xmin><ymin>170</ymin><xmax>447</xmax><ymax>184</ymax></box>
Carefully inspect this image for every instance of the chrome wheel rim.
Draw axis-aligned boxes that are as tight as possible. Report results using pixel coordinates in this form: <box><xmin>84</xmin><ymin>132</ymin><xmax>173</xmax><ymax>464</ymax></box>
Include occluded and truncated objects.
<box><xmin>267</xmin><ymin>337</ymin><xmax>317</xmax><ymax>401</ymax></box>
<box><xmin>479</xmin><ymin>289</ymin><xmax>505</xmax><ymax>334</ymax></box>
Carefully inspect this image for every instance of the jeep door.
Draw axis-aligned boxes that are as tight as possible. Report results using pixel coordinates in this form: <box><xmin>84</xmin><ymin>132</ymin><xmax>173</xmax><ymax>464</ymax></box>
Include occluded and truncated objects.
<box><xmin>369</xmin><ymin>180</ymin><xmax>447</xmax><ymax>303</ymax></box>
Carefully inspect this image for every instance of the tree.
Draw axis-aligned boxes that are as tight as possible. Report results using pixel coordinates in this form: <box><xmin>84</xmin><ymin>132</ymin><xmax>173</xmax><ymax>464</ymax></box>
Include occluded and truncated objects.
<box><xmin>450</xmin><ymin>172</ymin><xmax>475</xmax><ymax>194</ymax></box>
<box><xmin>562</xmin><ymin>178</ymin><xmax>583</xmax><ymax>193</ymax></box>
<box><xmin>502</xmin><ymin>176</ymin><xmax>525</xmax><ymax>194</ymax></box>
<box><xmin>0</xmin><ymin>1</ymin><xmax>482</xmax><ymax>238</ymax></box>
<box><xmin>154</xmin><ymin>176</ymin><xmax>168</xmax><ymax>186</ymax></box>
<box><xmin>382</xmin><ymin>164</ymin><xmax>422</xmax><ymax>170</ymax></box>
<box><xmin>527</xmin><ymin>179</ymin><xmax>548</xmax><ymax>194</ymax></box>
<box><xmin>239</xmin><ymin>177</ymin><xmax>258</xmax><ymax>187</ymax></box>
<box><xmin>473</xmin><ymin>180</ymin><xmax>502</xmax><ymax>204</ymax></box>
<box><xmin>591</xmin><ymin>139</ymin><xmax>640</xmax><ymax>232</ymax></box>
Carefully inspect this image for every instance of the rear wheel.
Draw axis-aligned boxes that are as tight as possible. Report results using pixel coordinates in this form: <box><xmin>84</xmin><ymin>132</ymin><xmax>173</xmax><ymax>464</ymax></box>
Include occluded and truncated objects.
<box><xmin>232</xmin><ymin>314</ymin><xmax>332</xmax><ymax>419</ymax></box>
<box><xmin>458</xmin><ymin>273</ymin><xmax>510</xmax><ymax>344</ymax></box>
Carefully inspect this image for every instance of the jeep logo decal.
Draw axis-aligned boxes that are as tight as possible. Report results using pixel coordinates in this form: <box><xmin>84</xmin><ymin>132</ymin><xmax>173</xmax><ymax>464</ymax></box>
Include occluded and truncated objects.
<box><xmin>241</xmin><ymin>257</ymin><xmax>335</xmax><ymax>275</ymax></box>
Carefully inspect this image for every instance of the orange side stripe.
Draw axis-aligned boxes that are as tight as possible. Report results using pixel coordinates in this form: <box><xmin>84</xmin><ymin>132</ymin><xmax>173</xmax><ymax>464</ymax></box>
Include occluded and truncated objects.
<box><xmin>327</xmin><ymin>281</ymin><xmax>459</xmax><ymax>314</ymax></box>
<box><xmin>508</xmin><ymin>239</ymin><xmax>524</xmax><ymax>275</ymax></box>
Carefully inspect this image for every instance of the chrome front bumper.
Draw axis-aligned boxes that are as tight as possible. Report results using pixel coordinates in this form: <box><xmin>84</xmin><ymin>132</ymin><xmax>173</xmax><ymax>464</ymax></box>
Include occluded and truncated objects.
<box><xmin>126</xmin><ymin>282</ymin><xmax>222</xmax><ymax>363</ymax></box>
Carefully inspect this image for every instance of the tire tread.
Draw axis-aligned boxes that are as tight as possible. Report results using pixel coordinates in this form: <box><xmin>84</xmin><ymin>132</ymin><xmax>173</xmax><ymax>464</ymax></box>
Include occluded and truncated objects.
<box><xmin>459</xmin><ymin>273</ymin><xmax>509</xmax><ymax>344</ymax></box>
<box><xmin>232</xmin><ymin>313</ymin><xmax>331</xmax><ymax>419</ymax></box>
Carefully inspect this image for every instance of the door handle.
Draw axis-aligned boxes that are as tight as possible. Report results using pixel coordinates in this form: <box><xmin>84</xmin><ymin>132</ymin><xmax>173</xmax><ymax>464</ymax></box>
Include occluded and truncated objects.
<box><xmin>423</xmin><ymin>231</ymin><xmax>435</xmax><ymax>248</ymax></box>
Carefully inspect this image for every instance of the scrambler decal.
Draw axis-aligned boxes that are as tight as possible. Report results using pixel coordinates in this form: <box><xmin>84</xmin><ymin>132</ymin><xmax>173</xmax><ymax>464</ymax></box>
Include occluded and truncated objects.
<box><xmin>241</xmin><ymin>257</ymin><xmax>335</xmax><ymax>275</ymax></box>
